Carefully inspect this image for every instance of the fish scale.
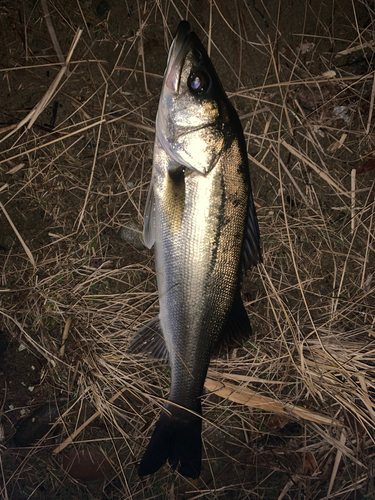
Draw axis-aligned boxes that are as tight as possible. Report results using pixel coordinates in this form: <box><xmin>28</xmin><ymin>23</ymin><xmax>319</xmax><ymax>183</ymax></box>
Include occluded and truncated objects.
<box><xmin>128</xmin><ymin>20</ymin><xmax>262</xmax><ymax>479</ymax></box>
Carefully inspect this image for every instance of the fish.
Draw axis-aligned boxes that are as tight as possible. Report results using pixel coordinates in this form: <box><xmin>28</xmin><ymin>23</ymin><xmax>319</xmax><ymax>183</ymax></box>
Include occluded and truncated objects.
<box><xmin>128</xmin><ymin>20</ymin><xmax>262</xmax><ymax>479</ymax></box>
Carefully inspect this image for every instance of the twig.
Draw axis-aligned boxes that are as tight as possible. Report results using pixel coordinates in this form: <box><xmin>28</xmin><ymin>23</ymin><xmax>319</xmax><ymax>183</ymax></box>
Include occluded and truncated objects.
<box><xmin>208</xmin><ymin>0</ymin><xmax>212</xmax><ymax>57</ymax></box>
<box><xmin>0</xmin><ymin>60</ymin><xmax>106</xmax><ymax>73</ymax></box>
<box><xmin>367</xmin><ymin>72</ymin><xmax>375</xmax><ymax>135</ymax></box>
<box><xmin>59</xmin><ymin>318</ymin><xmax>72</xmax><ymax>358</ymax></box>
<box><xmin>137</xmin><ymin>2</ymin><xmax>148</xmax><ymax>95</ymax></box>
<box><xmin>0</xmin><ymin>202</ymin><xmax>35</xmax><ymax>269</ymax></box>
<box><xmin>41</xmin><ymin>0</ymin><xmax>67</xmax><ymax>71</ymax></box>
<box><xmin>351</xmin><ymin>169</ymin><xmax>357</xmax><ymax>232</ymax></box>
<box><xmin>278</xmin><ymin>481</ymin><xmax>294</xmax><ymax>500</ymax></box>
<box><xmin>337</xmin><ymin>40</ymin><xmax>375</xmax><ymax>56</ymax></box>
<box><xmin>282</xmin><ymin>141</ymin><xmax>350</xmax><ymax>198</ymax></box>
<box><xmin>0</xmin><ymin>29</ymin><xmax>82</xmax><ymax>144</ymax></box>
<box><xmin>326</xmin><ymin>429</ymin><xmax>347</xmax><ymax>499</ymax></box>
<box><xmin>0</xmin><ymin>454</ymin><xmax>9</xmax><ymax>500</ymax></box>
<box><xmin>248</xmin><ymin>153</ymin><xmax>279</xmax><ymax>181</ymax></box>
<box><xmin>52</xmin><ymin>387</ymin><xmax>127</xmax><ymax>454</ymax></box>
<box><xmin>75</xmin><ymin>83</ymin><xmax>108</xmax><ymax>230</ymax></box>
<box><xmin>0</xmin><ymin>120</ymin><xmax>104</xmax><ymax>165</ymax></box>
<box><xmin>278</xmin><ymin>153</ymin><xmax>312</xmax><ymax>207</ymax></box>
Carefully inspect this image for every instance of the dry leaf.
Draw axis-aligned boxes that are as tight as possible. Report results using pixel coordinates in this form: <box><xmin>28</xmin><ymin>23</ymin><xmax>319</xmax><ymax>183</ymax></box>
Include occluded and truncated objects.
<box><xmin>302</xmin><ymin>451</ymin><xmax>318</xmax><ymax>476</ymax></box>
<box><xmin>357</xmin><ymin>158</ymin><xmax>375</xmax><ymax>175</ymax></box>
<box><xmin>364</xmin><ymin>274</ymin><xmax>373</xmax><ymax>293</ymax></box>
<box><xmin>266</xmin><ymin>414</ymin><xmax>293</xmax><ymax>431</ymax></box>
<box><xmin>322</xmin><ymin>70</ymin><xmax>336</xmax><ymax>78</ymax></box>
<box><xmin>204</xmin><ymin>378</ymin><xmax>337</xmax><ymax>426</ymax></box>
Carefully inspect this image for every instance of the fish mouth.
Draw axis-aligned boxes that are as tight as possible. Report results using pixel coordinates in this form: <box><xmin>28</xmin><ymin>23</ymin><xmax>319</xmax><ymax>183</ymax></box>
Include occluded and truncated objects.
<box><xmin>164</xmin><ymin>21</ymin><xmax>193</xmax><ymax>94</ymax></box>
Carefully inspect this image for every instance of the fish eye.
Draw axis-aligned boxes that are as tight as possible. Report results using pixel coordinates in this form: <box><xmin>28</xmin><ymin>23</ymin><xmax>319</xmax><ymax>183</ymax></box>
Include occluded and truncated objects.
<box><xmin>188</xmin><ymin>72</ymin><xmax>209</xmax><ymax>94</ymax></box>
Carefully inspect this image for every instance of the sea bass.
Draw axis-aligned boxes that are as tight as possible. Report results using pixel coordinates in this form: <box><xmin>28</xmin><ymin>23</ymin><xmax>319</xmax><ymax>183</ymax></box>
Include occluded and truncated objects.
<box><xmin>129</xmin><ymin>20</ymin><xmax>261</xmax><ymax>479</ymax></box>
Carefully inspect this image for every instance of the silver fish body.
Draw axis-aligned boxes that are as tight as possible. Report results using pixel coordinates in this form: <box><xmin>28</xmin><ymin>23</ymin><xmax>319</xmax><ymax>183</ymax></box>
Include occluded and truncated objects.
<box><xmin>129</xmin><ymin>21</ymin><xmax>261</xmax><ymax>478</ymax></box>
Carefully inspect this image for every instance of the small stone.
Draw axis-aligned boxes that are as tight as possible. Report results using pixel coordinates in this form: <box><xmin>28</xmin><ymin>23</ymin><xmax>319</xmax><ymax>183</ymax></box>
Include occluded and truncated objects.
<box><xmin>118</xmin><ymin>222</ymin><xmax>145</xmax><ymax>250</ymax></box>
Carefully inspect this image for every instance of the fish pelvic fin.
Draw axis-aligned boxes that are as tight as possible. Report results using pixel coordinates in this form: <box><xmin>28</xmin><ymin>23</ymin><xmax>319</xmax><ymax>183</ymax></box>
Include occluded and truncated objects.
<box><xmin>127</xmin><ymin>315</ymin><xmax>169</xmax><ymax>362</ymax></box>
<box><xmin>138</xmin><ymin>406</ymin><xmax>202</xmax><ymax>479</ymax></box>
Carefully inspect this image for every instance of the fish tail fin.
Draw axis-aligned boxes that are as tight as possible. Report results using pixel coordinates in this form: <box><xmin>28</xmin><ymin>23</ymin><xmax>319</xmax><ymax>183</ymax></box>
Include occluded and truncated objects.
<box><xmin>138</xmin><ymin>407</ymin><xmax>202</xmax><ymax>479</ymax></box>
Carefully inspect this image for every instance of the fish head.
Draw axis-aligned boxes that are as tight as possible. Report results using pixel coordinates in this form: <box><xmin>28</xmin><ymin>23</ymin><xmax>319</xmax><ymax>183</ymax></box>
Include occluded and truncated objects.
<box><xmin>156</xmin><ymin>21</ymin><xmax>229</xmax><ymax>176</ymax></box>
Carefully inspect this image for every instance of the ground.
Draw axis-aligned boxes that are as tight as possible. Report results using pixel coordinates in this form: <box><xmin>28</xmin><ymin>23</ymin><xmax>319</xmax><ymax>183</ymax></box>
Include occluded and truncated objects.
<box><xmin>0</xmin><ymin>0</ymin><xmax>375</xmax><ymax>499</ymax></box>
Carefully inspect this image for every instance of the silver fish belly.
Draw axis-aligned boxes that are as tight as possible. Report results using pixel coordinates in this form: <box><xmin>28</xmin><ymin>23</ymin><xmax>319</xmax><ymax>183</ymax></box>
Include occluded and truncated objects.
<box><xmin>129</xmin><ymin>20</ymin><xmax>261</xmax><ymax>479</ymax></box>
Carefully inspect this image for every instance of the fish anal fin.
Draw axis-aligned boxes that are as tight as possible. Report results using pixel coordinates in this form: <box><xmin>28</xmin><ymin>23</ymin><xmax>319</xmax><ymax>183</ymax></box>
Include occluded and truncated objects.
<box><xmin>213</xmin><ymin>288</ymin><xmax>252</xmax><ymax>356</ymax></box>
<box><xmin>138</xmin><ymin>407</ymin><xmax>202</xmax><ymax>479</ymax></box>
<box><xmin>127</xmin><ymin>315</ymin><xmax>169</xmax><ymax>362</ymax></box>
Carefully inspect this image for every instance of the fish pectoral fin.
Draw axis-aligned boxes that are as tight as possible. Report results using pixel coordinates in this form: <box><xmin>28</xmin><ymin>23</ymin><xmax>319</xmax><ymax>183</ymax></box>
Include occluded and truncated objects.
<box><xmin>127</xmin><ymin>315</ymin><xmax>169</xmax><ymax>362</ymax></box>
<box><xmin>213</xmin><ymin>287</ymin><xmax>252</xmax><ymax>356</ymax></box>
<box><xmin>143</xmin><ymin>180</ymin><xmax>156</xmax><ymax>249</ymax></box>
<box><xmin>241</xmin><ymin>188</ymin><xmax>262</xmax><ymax>272</ymax></box>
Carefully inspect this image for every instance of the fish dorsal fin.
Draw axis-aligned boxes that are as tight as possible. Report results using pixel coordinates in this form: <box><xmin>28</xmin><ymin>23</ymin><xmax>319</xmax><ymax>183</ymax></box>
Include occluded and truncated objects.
<box><xmin>241</xmin><ymin>187</ymin><xmax>262</xmax><ymax>272</ymax></box>
<box><xmin>127</xmin><ymin>315</ymin><xmax>169</xmax><ymax>362</ymax></box>
<box><xmin>143</xmin><ymin>180</ymin><xmax>156</xmax><ymax>249</ymax></box>
<box><xmin>212</xmin><ymin>287</ymin><xmax>252</xmax><ymax>356</ymax></box>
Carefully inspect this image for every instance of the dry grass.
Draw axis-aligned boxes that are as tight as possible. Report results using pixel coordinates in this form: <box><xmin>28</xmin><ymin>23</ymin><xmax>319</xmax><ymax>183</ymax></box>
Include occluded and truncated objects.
<box><xmin>0</xmin><ymin>0</ymin><xmax>375</xmax><ymax>498</ymax></box>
